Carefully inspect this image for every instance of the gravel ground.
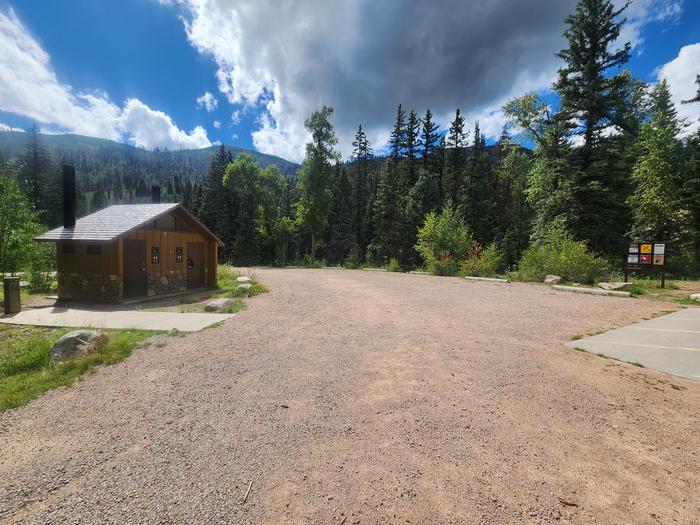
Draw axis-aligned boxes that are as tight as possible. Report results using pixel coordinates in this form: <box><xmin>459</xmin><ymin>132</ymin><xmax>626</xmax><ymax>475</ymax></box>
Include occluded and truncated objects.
<box><xmin>1</xmin><ymin>269</ymin><xmax>698</xmax><ymax>524</ymax></box>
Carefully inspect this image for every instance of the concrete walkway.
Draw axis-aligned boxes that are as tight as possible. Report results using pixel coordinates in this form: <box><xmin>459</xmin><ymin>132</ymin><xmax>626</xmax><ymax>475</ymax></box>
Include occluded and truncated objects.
<box><xmin>567</xmin><ymin>308</ymin><xmax>700</xmax><ymax>381</ymax></box>
<box><xmin>0</xmin><ymin>306</ymin><xmax>234</xmax><ymax>332</ymax></box>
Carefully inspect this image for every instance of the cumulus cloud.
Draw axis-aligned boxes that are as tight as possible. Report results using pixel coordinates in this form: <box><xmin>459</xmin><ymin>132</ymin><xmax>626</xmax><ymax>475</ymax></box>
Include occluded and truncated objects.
<box><xmin>0</xmin><ymin>8</ymin><xmax>210</xmax><ymax>150</ymax></box>
<box><xmin>656</xmin><ymin>42</ymin><xmax>700</xmax><ymax>135</ymax></box>
<box><xmin>213</xmin><ymin>120</ymin><xmax>221</xmax><ymax>129</ymax></box>
<box><xmin>196</xmin><ymin>91</ymin><xmax>218</xmax><ymax>112</ymax></box>
<box><xmin>165</xmin><ymin>0</ymin><xmax>679</xmax><ymax>161</ymax></box>
<box><xmin>616</xmin><ymin>0</ymin><xmax>683</xmax><ymax>51</ymax></box>
<box><xmin>230</xmin><ymin>109</ymin><xmax>241</xmax><ymax>126</ymax></box>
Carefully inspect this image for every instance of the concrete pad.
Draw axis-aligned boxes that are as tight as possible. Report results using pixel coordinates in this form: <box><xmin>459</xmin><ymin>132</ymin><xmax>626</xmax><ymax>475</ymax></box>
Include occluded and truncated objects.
<box><xmin>567</xmin><ymin>308</ymin><xmax>700</xmax><ymax>381</ymax></box>
<box><xmin>0</xmin><ymin>306</ymin><xmax>233</xmax><ymax>332</ymax></box>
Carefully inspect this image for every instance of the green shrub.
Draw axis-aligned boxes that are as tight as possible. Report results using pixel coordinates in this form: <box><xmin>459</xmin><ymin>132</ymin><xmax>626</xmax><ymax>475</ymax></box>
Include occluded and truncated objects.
<box><xmin>460</xmin><ymin>242</ymin><xmax>502</xmax><ymax>277</ymax></box>
<box><xmin>386</xmin><ymin>258</ymin><xmax>401</xmax><ymax>272</ymax></box>
<box><xmin>415</xmin><ymin>205</ymin><xmax>472</xmax><ymax>276</ymax></box>
<box><xmin>514</xmin><ymin>221</ymin><xmax>609</xmax><ymax>284</ymax></box>
<box><xmin>27</xmin><ymin>242</ymin><xmax>55</xmax><ymax>292</ymax></box>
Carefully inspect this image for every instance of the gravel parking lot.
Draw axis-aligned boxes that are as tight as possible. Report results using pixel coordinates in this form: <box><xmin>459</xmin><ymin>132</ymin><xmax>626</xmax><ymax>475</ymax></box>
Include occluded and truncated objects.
<box><xmin>1</xmin><ymin>269</ymin><xmax>698</xmax><ymax>524</ymax></box>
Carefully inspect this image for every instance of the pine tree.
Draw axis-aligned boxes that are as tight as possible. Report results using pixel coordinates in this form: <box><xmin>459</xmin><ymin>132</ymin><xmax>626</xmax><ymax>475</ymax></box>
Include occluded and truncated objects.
<box><xmin>389</xmin><ymin>104</ymin><xmax>407</xmax><ymax>160</ymax></box>
<box><xmin>351</xmin><ymin>124</ymin><xmax>373</xmax><ymax>261</ymax></box>
<box><xmin>628</xmin><ymin>79</ymin><xmax>682</xmax><ymax>241</ymax></box>
<box><xmin>370</xmin><ymin>163</ymin><xmax>404</xmax><ymax>264</ymax></box>
<box><xmin>199</xmin><ymin>145</ymin><xmax>233</xmax><ymax>253</ymax></box>
<box><xmin>555</xmin><ymin>0</ymin><xmax>631</xmax><ymax>162</ymax></box>
<box><xmin>554</xmin><ymin>0</ymin><xmax>634</xmax><ymax>255</ymax></box>
<box><xmin>443</xmin><ymin>109</ymin><xmax>467</xmax><ymax>204</ymax></box>
<box><xmin>421</xmin><ymin>109</ymin><xmax>441</xmax><ymax>174</ymax></box>
<box><xmin>327</xmin><ymin>165</ymin><xmax>356</xmax><ymax>264</ymax></box>
<box><xmin>296</xmin><ymin>106</ymin><xmax>339</xmax><ymax>259</ymax></box>
<box><xmin>404</xmin><ymin>110</ymin><xmax>421</xmax><ymax>190</ymax></box>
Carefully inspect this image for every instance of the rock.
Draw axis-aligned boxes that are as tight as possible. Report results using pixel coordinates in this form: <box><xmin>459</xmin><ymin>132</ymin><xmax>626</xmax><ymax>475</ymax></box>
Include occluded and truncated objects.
<box><xmin>544</xmin><ymin>275</ymin><xmax>563</xmax><ymax>284</ymax></box>
<box><xmin>237</xmin><ymin>283</ymin><xmax>252</xmax><ymax>291</ymax></box>
<box><xmin>204</xmin><ymin>298</ymin><xmax>236</xmax><ymax>312</ymax></box>
<box><xmin>49</xmin><ymin>330</ymin><xmax>107</xmax><ymax>361</ymax></box>
<box><xmin>236</xmin><ymin>276</ymin><xmax>252</xmax><ymax>284</ymax></box>
<box><xmin>598</xmin><ymin>282</ymin><xmax>634</xmax><ymax>291</ymax></box>
<box><xmin>690</xmin><ymin>293</ymin><xmax>700</xmax><ymax>302</ymax></box>
<box><xmin>19</xmin><ymin>281</ymin><xmax>30</xmax><ymax>289</ymax></box>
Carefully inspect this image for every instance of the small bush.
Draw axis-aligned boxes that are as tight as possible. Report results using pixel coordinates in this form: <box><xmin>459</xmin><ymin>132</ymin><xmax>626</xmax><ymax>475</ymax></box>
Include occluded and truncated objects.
<box><xmin>386</xmin><ymin>258</ymin><xmax>401</xmax><ymax>272</ymax></box>
<box><xmin>415</xmin><ymin>205</ymin><xmax>472</xmax><ymax>276</ymax></box>
<box><xmin>461</xmin><ymin>242</ymin><xmax>502</xmax><ymax>277</ymax></box>
<box><xmin>27</xmin><ymin>242</ymin><xmax>55</xmax><ymax>293</ymax></box>
<box><xmin>514</xmin><ymin>221</ymin><xmax>609</xmax><ymax>284</ymax></box>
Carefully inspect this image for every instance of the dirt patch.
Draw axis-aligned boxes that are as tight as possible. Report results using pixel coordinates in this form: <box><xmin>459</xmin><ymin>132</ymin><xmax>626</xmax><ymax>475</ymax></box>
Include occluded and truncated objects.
<box><xmin>0</xmin><ymin>269</ymin><xmax>698</xmax><ymax>524</ymax></box>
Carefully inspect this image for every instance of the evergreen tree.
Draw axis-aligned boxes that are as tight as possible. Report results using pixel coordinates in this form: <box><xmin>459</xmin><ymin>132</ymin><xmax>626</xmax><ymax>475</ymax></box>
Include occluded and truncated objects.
<box><xmin>421</xmin><ymin>109</ymin><xmax>441</xmax><ymax>174</ymax></box>
<box><xmin>296</xmin><ymin>106</ymin><xmax>339</xmax><ymax>259</ymax></box>
<box><xmin>370</xmin><ymin>162</ymin><xmax>404</xmax><ymax>264</ymax></box>
<box><xmin>504</xmin><ymin>93</ymin><xmax>574</xmax><ymax>241</ymax></box>
<box><xmin>199</xmin><ymin>145</ymin><xmax>234</xmax><ymax>255</ymax></box>
<box><xmin>326</xmin><ymin>165</ymin><xmax>356</xmax><ymax>264</ymax></box>
<box><xmin>351</xmin><ymin>124</ymin><xmax>373</xmax><ymax>261</ymax></box>
<box><xmin>443</xmin><ymin>109</ymin><xmax>467</xmax><ymax>204</ymax></box>
<box><xmin>628</xmin><ymin>79</ymin><xmax>682</xmax><ymax>241</ymax></box>
<box><xmin>389</xmin><ymin>104</ymin><xmax>407</xmax><ymax>160</ymax></box>
<box><xmin>554</xmin><ymin>0</ymin><xmax>631</xmax><ymax>162</ymax></box>
<box><xmin>554</xmin><ymin>0</ymin><xmax>633</xmax><ymax>254</ymax></box>
<box><xmin>404</xmin><ymin>109</ymin><xmax>421</xmax><ymax>190</ymax></box>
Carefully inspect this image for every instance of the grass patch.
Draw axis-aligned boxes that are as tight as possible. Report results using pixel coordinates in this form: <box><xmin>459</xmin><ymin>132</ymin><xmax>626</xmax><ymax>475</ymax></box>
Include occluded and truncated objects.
<box><xmin>0</xmin><ymin>325</ymin><xmax>156</xmax><ymax>411</ymax></box>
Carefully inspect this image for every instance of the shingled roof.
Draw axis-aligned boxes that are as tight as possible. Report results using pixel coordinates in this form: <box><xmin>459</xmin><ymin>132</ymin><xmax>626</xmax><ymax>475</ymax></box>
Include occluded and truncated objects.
<box><xmin>35</xmin><ymin>203</ymin><xmax>223</xmax><ymax>245</ymax></box>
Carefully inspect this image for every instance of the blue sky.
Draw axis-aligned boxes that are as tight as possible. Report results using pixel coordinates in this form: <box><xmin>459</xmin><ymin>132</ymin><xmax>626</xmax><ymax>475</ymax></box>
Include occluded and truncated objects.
<box><xmin>0</xmin><ymin>0</ymin><xmax>698</xmax><ymax>161</ymax></box>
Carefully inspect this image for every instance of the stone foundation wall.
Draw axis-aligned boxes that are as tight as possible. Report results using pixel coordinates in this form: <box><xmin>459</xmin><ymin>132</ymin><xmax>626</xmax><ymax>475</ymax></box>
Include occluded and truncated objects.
<box><xmin>58</xmin><ymin>273</ymin><xmax>123</xmax><ymax>304</ymax></box>
<box><xmin>147</xmin><ymin>271</ymin><xmax>187</xmax><ymax>297</ymax></box>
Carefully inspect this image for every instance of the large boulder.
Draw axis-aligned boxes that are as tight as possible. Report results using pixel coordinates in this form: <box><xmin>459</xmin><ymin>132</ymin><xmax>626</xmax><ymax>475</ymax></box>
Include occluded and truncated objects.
<box><xmin>690</xmin><ymin>293</ymin><xmax>700</xmax><ymax>302</ymax></box>
<box><xmin>236</xmin><ymin>276</ymin><xmax>253</xmax><ymax>284</ymax></box>
<box><xmin>204</xmin><ymin>298</ymin><xmax>236</xmax><ymax>312</ymax></box>
<box><xmin>544</xmin><ymin>275</ymin><xmax>564</xmax><ymax>284</ymax></box>
<box><xmin>598</xmin><ymin>282</ymin><xmax>634</xmax><ymax>291</ymax></box>
<box><xmin>49</xmin><ymin>330</ymin><xmax>107</xmax><ymax>361</ymax></box>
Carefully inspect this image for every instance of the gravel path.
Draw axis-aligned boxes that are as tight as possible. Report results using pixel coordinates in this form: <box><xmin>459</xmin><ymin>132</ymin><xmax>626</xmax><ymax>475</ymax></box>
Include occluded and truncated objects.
<box><xmin>1</xmin><ymin>269</ymin><xmax>698</xmax><ymax>524</ymax></box>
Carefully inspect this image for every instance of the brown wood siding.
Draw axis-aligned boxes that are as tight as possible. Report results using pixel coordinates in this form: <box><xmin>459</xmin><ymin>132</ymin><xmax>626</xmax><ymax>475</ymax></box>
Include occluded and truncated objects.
<box><xmin>122</xmin><ymin>229</ymin><xmax>209</xmax><ymax>274</ymax></box>
<box><xmin>57</xmin><ymin>241</ymin><xmax>119</xmax><ymax>275</ymax></box>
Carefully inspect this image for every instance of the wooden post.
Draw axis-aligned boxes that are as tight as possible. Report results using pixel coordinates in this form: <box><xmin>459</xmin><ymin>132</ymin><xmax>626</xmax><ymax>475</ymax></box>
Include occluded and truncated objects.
<box><xmin>3</xmin><ymin>277</ymin><xmax>21</xmax><ymax>314</ymax></box>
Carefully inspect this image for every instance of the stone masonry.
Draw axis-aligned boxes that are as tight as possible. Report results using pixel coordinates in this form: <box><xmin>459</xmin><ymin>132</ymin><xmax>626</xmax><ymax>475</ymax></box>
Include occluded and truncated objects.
<box><xmin>58</xmin><ymin>273</ymin><xmax>123</xmax><ymax>304</ymax></box>
<box><xmin>147</xmin><ymin>271</ymin><xmax>187</xmax><ymax>296</ymax></box>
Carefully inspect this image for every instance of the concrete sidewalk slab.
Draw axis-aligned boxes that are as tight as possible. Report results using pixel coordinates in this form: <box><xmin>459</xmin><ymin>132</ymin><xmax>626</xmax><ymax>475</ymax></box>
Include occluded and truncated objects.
<box><xmin>567</xmin><ymin>308</ymin><xmax>700</xmax><ymax>381</ymax></box>
<box><xmin>0</xmin><ymin>306</ymin><xmax>233</xmax><ymax>332</ymax></box>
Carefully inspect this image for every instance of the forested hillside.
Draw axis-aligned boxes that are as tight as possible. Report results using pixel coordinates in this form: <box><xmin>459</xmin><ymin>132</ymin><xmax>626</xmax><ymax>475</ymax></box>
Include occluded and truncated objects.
<box><xmin>0</xmin><ymin>129</ymin><xmax>297</xmax><ymax>226</ymax></box>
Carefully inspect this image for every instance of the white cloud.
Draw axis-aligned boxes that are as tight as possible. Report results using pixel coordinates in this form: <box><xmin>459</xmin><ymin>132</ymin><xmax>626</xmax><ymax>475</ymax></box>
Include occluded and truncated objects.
<box><xmin>0</xmin><ymin>8</ymin><xmax>211</xmax><ymax>150</ymax></box>
<box><xmin>118</xmin><ymin>98</ymin><xmax>211</xmax><ymax>149</ymax></box>
<box><xmin>656</xmin><ymin>42</ymin><xmax>700</xmax><ymax>136</ymax></box>
<box><xmin>231</xmin><ymin>133</ymin><xmax>238</xmax><ymax>141</ymax></box>
<box><xmin>166</xmin><ymin>0</ymin><xmax>680</xmax><ymax>161</ymax></box>
<box><xmin>230</xmin><ymin>109</ymin><xmax>241</xmax><ymax>125</ymax></box>
<box><xmin>213</xmin><ymin>120</ymin><xmax>221</xmax><ymax>129</ymax></box>
<box><xmin>196</xmin><ymin>91</ymin><xmax>218</xmax><ymax>112</ymax></box>
<box><xmin>616</xmin><ymin>0</ymin><xmax>683</xmax><ymax>51</ymax></box>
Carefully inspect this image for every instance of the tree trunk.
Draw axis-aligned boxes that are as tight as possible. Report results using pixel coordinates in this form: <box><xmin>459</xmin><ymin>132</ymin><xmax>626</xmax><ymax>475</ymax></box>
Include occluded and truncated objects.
<box><xmin>311</xmin><ymin>231</ymin><xmax>316</xmax><ymax>260</ymax></box>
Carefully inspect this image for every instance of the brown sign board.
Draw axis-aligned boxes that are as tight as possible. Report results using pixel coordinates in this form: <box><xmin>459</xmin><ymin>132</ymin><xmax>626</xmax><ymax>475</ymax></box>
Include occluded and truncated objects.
<box><xmin>625</xmin><ymin>241</ymin><xmax>666</xmax><ymax>287</ymax></box>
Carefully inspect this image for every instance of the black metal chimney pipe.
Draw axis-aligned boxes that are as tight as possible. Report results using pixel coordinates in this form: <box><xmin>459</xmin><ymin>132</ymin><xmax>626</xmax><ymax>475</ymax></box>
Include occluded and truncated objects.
<box><xmin>62</xmin><ymin>164</ymin><xmax>76</xmax><ymax>228</ymax></box>
<box><xmin>151</xmin><ymin>185</ymin><xmax>161</xmax><ymax>204</ymax></box>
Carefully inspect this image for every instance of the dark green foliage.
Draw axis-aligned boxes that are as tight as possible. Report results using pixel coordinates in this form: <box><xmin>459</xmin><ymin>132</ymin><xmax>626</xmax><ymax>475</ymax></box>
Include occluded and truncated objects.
<box><xmin>326</xmin><ymin>165</ymin><xmax>357</xmax><ymax>264</ymax></box>
<box><xmin>296</xmin><ymin>106</ymin><xmax>340</xmax><ymax>259</ymax></box>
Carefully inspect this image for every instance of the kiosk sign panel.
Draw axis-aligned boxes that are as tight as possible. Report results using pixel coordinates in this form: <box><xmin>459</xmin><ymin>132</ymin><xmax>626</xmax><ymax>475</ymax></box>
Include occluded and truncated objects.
<box><xmin>625</xmin><ymin>241</ymin><xmax>666</xmax><ymax>287</ymax></box>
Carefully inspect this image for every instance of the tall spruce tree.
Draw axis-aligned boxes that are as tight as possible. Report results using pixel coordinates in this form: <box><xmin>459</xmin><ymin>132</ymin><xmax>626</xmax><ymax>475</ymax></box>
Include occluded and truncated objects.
<box><xmin>296</xmin><ymin>106</ymin><xmax>339</xmax><ymax>259</ymax></box>
<box><xmin>199</xmin><ymin>145</ymin><xmax>233</xmax><ymax>255</ymax></box>
<box><xmin>554</xmin><ymin>0</ymin><xmax>633</xmax><ymax>254</ymax></box>
<box><xmin>351</xmin><ymin>124</ymin><xmax>373</xmax><ymax>261</ymax></box>
<box><xmin>327</xmin><ymin>164</ymin><xmax>356</xmax><ymax>264</ymax></box>
<box><xmin>628</xmin><ymin>79</ymin><xmax>682</xmax><ymax>241</ymax></box>
<box><xmin>404</xmin><ymin>109</ymin><xmax>421</xmax><ymax>190</ymax></box>
<box><xmin>443</xmin><ymin>109</ymin><xmax>467</xmax><ymax>205</ymax></box>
